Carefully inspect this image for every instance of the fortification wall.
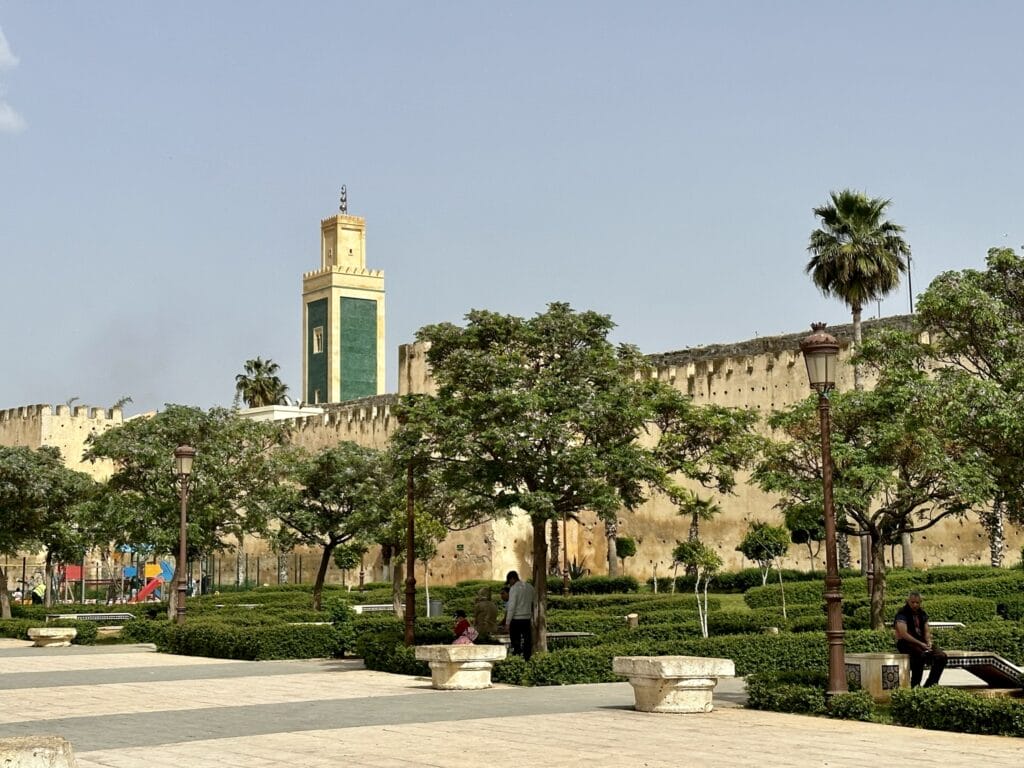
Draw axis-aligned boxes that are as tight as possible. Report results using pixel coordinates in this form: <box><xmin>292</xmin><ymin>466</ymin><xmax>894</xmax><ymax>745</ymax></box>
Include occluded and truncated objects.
<box><xmin>0</xmin><ymin>403</ymin><xmax>122</xmax><ymax>479</ymax></box>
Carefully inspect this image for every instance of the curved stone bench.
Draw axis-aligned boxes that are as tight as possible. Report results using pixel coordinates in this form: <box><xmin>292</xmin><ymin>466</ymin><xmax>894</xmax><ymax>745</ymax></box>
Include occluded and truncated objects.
<box><xmin>414</xmin><ymin>644</ymin><xmax>507</xmax><ymax>690</ymax></box>
<box><xmin>27</xmin><ymin>627</ymin><xmax>77</xmax><ymax>647</ymax></box>
<box><xmin>613</xmin><ymin>655</ymin><xmax>735</xmax><ymax>713</ymax></box>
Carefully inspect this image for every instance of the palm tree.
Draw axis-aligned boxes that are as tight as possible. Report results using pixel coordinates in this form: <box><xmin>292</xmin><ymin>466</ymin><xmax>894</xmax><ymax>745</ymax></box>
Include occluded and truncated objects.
<box><xmin>235</xmin><ymin>357</ymin><xmax>288</xmax><ymax>408</ymax></box>
<box><xmin>806</xmin><ymin>190</ymin><xmax>911</xmax><ymax>390</ymax></box>
<box><xmin>671</xmin><ymin>490</ymin><xmax>721</xmax><ymax>577</ymax></box>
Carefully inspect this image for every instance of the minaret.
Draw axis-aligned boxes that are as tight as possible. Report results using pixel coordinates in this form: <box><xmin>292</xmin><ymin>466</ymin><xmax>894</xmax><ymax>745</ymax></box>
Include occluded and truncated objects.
<box><xmin>301</xmin><ymin>188</ymin><xmax>386</xmax><ymax>403</ymax></box>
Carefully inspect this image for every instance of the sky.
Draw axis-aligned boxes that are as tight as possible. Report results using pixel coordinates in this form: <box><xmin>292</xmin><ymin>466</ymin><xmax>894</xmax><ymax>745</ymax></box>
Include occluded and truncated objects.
<box><xmin>2</xmin><ymin>2</ymin><xmax>1023</xmax><ymax>415</ymax></box>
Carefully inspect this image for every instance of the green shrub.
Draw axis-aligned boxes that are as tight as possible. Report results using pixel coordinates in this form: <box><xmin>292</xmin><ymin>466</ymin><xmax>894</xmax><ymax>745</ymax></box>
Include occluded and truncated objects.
<box><xmin>848</xmin><ymin>596</ymin><xmax>999</xmax><ymax>628</ymax></box>
<box><xmin>0</xmin><ymin>618</ymin><xmax>35</xmax><ymax>639</ymax></box>
<box><xmin>827</xmin><ymin>690</ymin><xmax>874</xmax><ymax>721</ymax></box>
<box><xmin>120</xmin><ymin>618</ymin><xmax>173</xmax><ymax>645</ymax></box>
<box><xmin>891</xmin><ymin>686</ymin><xmax>1024</xmax><ymax>736</ymax></box>
<box><xmin>745</xmin><ymin>673</ymin><xmax>826</xmax><ymax>714</ymax></box>
<box><xmin>931</xmin><ymin>622</ymin><xmax>1024</xmax><ymax>664</ymax></box>
<box><xmin>325</xmin><ymin>596</ymin><xmax>356</xmax><ymax>656</ymax></box>
<box><xmin>158</xmin><ymin>619</ymin><xmax>339</xmax><ymax>660</ymax></box>
<box><xmin>492</xmin><ymin>654</ymin><xmax>531</xmax><ymax>685</ymax></box>
<box><xmin>564</xmin><ymin>576</ymin><xmax>639</xmax><ymax>594</ymax></box>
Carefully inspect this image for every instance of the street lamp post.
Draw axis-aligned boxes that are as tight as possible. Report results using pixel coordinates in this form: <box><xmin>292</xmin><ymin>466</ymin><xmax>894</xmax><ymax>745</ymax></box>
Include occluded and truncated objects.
<box><xmin>173</xmin><ymin>444</ymin><xmax>196</xmax><ymax>626</ymax></box>
<box><xmin>404</xmin><ymin>461</ymin><xmax>416</xmax><ymax>647</ymax></box>
<box><xmin>799</xmin><ymin>323</ymin><xmax>848</xmax><ymax>698</ymax></box>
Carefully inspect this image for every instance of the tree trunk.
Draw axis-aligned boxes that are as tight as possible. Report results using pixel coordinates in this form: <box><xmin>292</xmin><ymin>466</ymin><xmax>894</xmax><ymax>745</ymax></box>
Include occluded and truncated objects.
<box><xmin>0</xmin><ymin>565</ymin><xmax>11</xmax><ymax>620</ymax></box>
<box><xmin>531</xmin><ymin>517</ymin><xmax>548</xmax><ymax>654</ymax></box>
<box><xmin>981</xmin><ymin>502</ymin><xmax>1005</xmax><ymax>567</ymax></box>
<box><xmin>837</xmin><ymin>533</ymin><xmax>851</xmax><ymax>569</ymax></box>
<box><xmin>548</xmin><ymin>519</ymin><xmax>560</xmax><ymax>575</ymax></box>
<box><xmin>312</xmin><ymin>543</ymin><xmax>335</xmax><ymax>611</ymax></box>
<box><xmin>686</xmin><ymin>513</ymin><xmax>699</xmax><ymax>577</ymax></box>
<box><xmin>277</xmin><ymin>553</ymin><xmax>289</xmax><ymax>585</ymax></box>
<box><xmin>851</xmin><ymin>305</ymin><xmax>863</xmax><ymax>391</ymax></box>
<box><xmin>44</xmin><ymin>551</ymin><xmax>54</xmax><ymax>608</ymax></box>
<box><xmin>391</xmin><ymin>555</ymin><xmax>404</xmax><ymax>613</ymax></box>
<box><xmin>235</xmin><ymin>537</ymin><xmax>244</xmax><ymax>586</ymax></box>
<box><xmin>605</xmin><ymin>520</ymin><xmax>618</xmax><ymax>577</ymax></box>
<box><xmin>868</xmin><ymin>531</ymin><xmax>887</xmax><ymax>630</ymax></box>
<box><xmin>167</xmin><ymin>555</ymin><xmax>182</xmax><ymax>621</ymax></box>
<box><xmin>900</xmin><ymin>532</ymin><xmax>913</xmax><ymax>568</ymax></box>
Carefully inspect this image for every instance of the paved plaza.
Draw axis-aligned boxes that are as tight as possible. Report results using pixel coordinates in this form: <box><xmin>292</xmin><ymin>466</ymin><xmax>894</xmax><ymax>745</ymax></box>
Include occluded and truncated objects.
<box><xmin>0</xmin><ymin>638</ymin><xmax>1021</xmax><ymax>767</ymax></box>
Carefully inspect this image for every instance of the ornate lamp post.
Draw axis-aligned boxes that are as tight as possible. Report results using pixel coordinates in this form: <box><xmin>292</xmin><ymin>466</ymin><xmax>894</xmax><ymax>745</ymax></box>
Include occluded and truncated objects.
<box><xmin>799</xmin><ymin>323</ymin><xmax>847</xmax><ymax>697</ymax></box>
<box><xmin>404</xmin><ymin>461</ymin><xmax>416</xmax><ymax>647</ymax></box>
<box><xmin>173</xmin><ymin>444</ymin><xmax>196</xmax><ymax>626</ymax></box>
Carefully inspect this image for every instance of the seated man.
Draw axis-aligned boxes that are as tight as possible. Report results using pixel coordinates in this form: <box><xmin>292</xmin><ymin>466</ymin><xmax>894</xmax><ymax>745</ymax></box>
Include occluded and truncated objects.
<box><xmin>894</xmin><ymin>591</ymin><xmax>947</xmax><ymax>688</ymax></box>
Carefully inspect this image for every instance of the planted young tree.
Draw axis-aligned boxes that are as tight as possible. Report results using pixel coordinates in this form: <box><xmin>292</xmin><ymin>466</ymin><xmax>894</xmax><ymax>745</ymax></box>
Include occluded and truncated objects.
<box><xmin>672</xmin><ymin>540</ymin><xmax>721</xmax><ymax>638</ymax></box>
<box><xmin>85</xmin><ymin>405</ymin><xmax>289</xmax><ymax>620</ymax></box>
<box><xmin>274</xmin><ymin>442</ymin><xmax>391</xmax><ymax>611</ymax></box>
<box><xmin>395</xmin><ymin>303</ymin><xmax>668</xmax><ymax>653</ymax></box>
<box><xmin>783</xmin><ymin>506</ymin><xmax>825</xmax><ymax>571</ymax></box>
<box><xmin>614</xmin><ymin>536</ymin><xmax>637</xmax><ymax>574</ymax></box>
<box><xmin>737</xmin><ymin>521</ymin><xmax>790</xmax><ymax>618</ymax></box>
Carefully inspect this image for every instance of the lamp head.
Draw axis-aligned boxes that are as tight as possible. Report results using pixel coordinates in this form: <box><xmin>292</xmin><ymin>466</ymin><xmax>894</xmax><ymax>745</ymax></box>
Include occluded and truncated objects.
<box><xmin>800</xmin><ymin>323</ymin><xmax>840</xmax><ymax>392</ymax></box>
<box><xmin>173</xmin><ymin>444</ymin><xmax>197</xmax><ymax>477</ymax></box>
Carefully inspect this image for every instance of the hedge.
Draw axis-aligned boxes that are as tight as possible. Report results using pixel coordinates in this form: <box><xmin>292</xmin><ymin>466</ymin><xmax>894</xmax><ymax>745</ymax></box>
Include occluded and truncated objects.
<box><xmin>891</xmin><ymin>686</ymin><xmax>1024</xmax><ymax>736</ymax></box>
<box><xmin>154</xmin><ymin>619</ymin><xmax>341</xmax><ymax>660</ymax></box>
<box><xmin>847</xmin><ymin>597</ymin><xmax>999</xmax><ymax>629</ymax></box>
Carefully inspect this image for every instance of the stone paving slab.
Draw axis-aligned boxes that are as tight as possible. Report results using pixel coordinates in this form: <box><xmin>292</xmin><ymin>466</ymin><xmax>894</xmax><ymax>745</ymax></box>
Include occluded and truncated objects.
<box><xmin>0</xmin><ymin>641</ymin><xmax>1020</xmax><ymax>767</ymax></box>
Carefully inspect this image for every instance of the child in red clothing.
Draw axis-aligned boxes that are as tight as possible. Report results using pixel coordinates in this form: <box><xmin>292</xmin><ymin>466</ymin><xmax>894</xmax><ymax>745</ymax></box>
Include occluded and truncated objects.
<box><xmin>452</xmin><ymin>609</ymin><xmax>478</xmax><ymax>644</ymax></box>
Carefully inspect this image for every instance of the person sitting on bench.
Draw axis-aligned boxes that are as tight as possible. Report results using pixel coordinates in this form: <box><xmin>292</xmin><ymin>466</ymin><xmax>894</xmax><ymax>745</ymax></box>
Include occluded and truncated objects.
<box><xmin>894</xmin><ymin>591</ymin><xmax>947</xmax><ymax>688</ymax></box>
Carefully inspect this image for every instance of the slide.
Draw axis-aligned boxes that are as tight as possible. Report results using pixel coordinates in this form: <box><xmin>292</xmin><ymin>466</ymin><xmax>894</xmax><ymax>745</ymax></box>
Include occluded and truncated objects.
<box><xmin>130</xmin><ymin>577</ymin><xmax>163</xmax><ymax>603</ymax></box>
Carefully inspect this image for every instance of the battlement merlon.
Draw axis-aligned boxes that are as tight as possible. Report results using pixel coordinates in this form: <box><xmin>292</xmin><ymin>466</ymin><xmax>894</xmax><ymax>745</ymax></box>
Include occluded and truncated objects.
<box><xmin>1</xmin><ymin>403</ymin><xmax>125</xmax><ymax>422</ymax></box>
<box><xmin>647</xmin><ymin>315</ymin><xmax>918</xmax><ymax>369</ymax></box>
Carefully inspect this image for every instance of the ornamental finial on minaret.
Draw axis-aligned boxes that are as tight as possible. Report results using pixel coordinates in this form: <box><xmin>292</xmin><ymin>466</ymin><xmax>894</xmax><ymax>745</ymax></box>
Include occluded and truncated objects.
<box><xmin>339</xmin><ymin>185</ymin><xmax>348</xmax><ymax>214</ymax></box>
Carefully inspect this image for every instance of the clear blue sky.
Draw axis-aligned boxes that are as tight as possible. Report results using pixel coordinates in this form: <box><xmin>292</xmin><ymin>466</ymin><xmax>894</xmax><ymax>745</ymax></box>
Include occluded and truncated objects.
<box><xmin>2</xmin><ymin>2</ymin><xmax>1022</xmax><ymax>415</ymax></box>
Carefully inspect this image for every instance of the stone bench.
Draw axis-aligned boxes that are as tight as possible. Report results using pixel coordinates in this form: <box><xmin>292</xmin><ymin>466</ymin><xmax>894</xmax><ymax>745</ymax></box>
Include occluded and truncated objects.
<box><xmin>27</xmin><ymin>627</ymin><xmax>77</xmax><ymax>647</ymax></box>
<box><xmin>0</xmin><ymin>735</ymin><xmax>78</xmax><ymax>767</ymax></box>
<box><xmin>612</xmin><ymin>655</ymin><xmax>735</xmax><ymax>713</ymax></box>
<box><xmin>414</xmin><ymin>644</ymin><xmax>508</xmax><ymax>690</ymax></box>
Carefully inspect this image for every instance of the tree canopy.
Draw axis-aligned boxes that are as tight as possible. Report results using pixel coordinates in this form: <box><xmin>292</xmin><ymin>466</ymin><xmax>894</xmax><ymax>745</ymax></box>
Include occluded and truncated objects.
<box><xmin>235</xmin><ymin>357</ymin><xmax>289</xmax><ymax>408</ymax></box>
<box><xmin>806</xmin><ymin>189</ymin><xmax>910</xmax><ymax>389</ymax></box>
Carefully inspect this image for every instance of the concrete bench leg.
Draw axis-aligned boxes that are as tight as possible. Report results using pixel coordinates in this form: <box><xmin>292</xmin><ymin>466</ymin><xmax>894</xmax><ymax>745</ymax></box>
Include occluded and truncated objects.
<box><xmin>613</xmin><ymin>656</ymin><xmax>735</xmax><ymax>714</ymax></box>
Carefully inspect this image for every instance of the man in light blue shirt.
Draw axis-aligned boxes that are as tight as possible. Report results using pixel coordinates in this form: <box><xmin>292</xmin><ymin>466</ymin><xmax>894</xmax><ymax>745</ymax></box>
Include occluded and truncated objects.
<box><xmin>503</xmin><ymin>570</ymin><xmax>537</xmax><ymax>660</ymax></box>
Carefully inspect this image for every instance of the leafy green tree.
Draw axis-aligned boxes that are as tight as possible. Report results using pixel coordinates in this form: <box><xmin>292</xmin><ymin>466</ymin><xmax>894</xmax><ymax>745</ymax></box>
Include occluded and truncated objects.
<box><xmin>395</xmin><ymin>303</ymin><xmax>668</xmax><ymax>652</ymax></box>
<box><xmin>757</xmin><ymin>330</ymin><xmax>992</xmax><ymax>628</ymax></box>
<box><xmin>274</xmin><ymin>442</ymin><xmax>391</xmax><ymax>610</ymax></box>
<box><xmin>806</xmin><ymin>189</ymin><xmax>910</xmax><ymax>390</ymax></box>
<box><xmin>737</xmin><ymin>521</ymin><xmax>790</xmax><ymax>586</ymax></box>
<box><xmin>916</xmin><ymin>247</ymin><xmax>1024</xmax><ymax>565</ymax></box>
<box><xmin>85</xmin><ymin>405</ymin><xmax>289</xmax><ymax>620</ymax></box>
<box><xmin>783</xmin><ymin>505</ymin><xmax>825</xmax><ymax>570</ymax></box>
<box><xmin>672</xmin><ymin>540</ymin><xmax>721</xmax><ymax>637</ymax></box>
<box><xmin>234</xmin><ymin>357</ymin><xmax>289</xmax><ymax>408</ymax></box>
<box><xmin>737</xmin><ymin>521</ymin><xmax>790</xmax><ymax>619</ymax></box>
<box><xmin>0</xmin><ymin>446</ymin><xmax>95</xmax><ymax>616</ymax></box>
<box><xmin>614</xmin><ymin>536</ymin><xmax>637</xmax><ymax>573</ymax></box>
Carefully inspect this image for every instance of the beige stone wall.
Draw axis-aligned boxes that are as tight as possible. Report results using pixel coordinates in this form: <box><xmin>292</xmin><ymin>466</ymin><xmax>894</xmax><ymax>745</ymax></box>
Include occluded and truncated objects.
<box><xmin>0</xmin><ymin>403</ymin><xmax>121</xmax><ymax>479</ymax></box>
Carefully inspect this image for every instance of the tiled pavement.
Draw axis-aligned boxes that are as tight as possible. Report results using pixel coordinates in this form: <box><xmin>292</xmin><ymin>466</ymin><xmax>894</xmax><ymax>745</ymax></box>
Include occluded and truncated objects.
<box><xmin>0</xmin><ymin>639</ymin><xmax>1021</xmax><ymax>767</ymax></box>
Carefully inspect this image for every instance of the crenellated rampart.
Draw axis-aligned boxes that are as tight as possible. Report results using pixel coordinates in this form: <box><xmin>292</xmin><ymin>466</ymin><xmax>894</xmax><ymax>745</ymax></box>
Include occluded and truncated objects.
<box><xmin>0</xmin><ymin>403</ymin><xmax>123</xmax><ymax>477</ymax></box>
<box><xmin>286</xmin><ymin>394</ymin><xmax>399</xmax><ymax>451</ymax></box>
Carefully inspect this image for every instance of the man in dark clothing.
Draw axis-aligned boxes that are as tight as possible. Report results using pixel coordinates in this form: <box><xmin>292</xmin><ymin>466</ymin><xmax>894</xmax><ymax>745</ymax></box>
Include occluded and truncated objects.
<box><xmin>894</xmin><ymin>591</ymin><xmax>947</xmax><ymax>688</ymax></box>
<box><xmin>503</xmin><ymin>570</ymin><xmax>537</xmax><ymax>661</ymax></box>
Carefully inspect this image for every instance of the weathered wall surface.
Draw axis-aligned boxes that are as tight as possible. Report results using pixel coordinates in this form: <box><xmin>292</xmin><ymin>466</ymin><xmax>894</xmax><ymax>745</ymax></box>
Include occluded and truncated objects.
<box><xmin>0</xmin><ymin>404</ymin><xmax>121</xmax><ymax>479</ymax></box>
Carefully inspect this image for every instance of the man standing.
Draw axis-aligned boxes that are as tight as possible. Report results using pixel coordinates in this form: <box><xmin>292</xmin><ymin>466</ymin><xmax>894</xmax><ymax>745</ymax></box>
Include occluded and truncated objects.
<box><xmin>503</xmin><ymin>570</ymin><xmax>537</xmax><ymax>661</ymax></box>
<box><xmin>894</xmin><ymin>591</ymin><xmax>948</xmax><ymax>688</ymax></box>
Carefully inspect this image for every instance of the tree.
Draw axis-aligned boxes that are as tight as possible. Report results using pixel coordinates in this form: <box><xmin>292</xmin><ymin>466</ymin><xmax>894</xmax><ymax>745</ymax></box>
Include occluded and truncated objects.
<box><xmin>274</xmin><ymin>442</ymin><xmax>391</xmax><ymax>610</ymax></box>
<box><xmin>672</xmin><ymin>540</ymin><xmax>721</xmax><ymax>638</ymax></box>
<box><xmin>737</xmin><ymin>521</ymin><xmax>790</xmax><ymax>619</ymax></box>
<box><xmin>915</xmin><ymin>247</ymin><xmax>1024</xmax><ymax>565</ymax></box>
<box><xmin>755</xmin><ymin>330</ymin><xmax>992</xmax><ymax>628</ymax></box>
<box><xmin>806</xmin><ymin>189</ymin><xmax>910</xmax><ymax>390</ymax></box>
<box><xmin>614</xmin><ymin>536</ymin><xmax>637</xmax><ymax>573</ymax></box>
<box><xmin>0</xmin><ymin>446</ymin><xmax>95</xmax><ymax>617</ymax></box>
<box><xmin>396</xmin><ymin>303</ymin><xmax>668</xmax><ymax>652</ymax></box>
<box><xmin>84</xmin><ymin>405</ymin><xmax>289</xmax><ymax>620</ymax></box>
<box><xmin>737</xmin><ymin>521</ymin><xmax>790</xmax><ymax>586</ymax></box>
<box><xmin>234</xmin><ymin>357</ymin><xmax>289</xmax><ymax>408</ymax></box>
<box><xmin>783</xmin><ymin>505</ymin><xmax>825</xmax><ymax>570</ymax></box>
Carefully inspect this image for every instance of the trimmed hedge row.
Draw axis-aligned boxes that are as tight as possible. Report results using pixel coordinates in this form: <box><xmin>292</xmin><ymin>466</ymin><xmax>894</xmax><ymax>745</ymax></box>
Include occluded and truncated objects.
<box><xmin>0</xmin><ymin>618</ymin><xmax>99</xmax><ymax>644</ymax></box>
<box><xmin>545</xmin><ymin>593</ymin><xmax>720</xmax><ymax>613</ymax></box>
<box><xmin>891</xmin><ymin>686</ymin><xmax>1024</xmax><ymax>736</ymax></box>
<box><xmin>847</xmin><ymin>597</ymin><xmax>999</xmax><ymax>628</ymax></box>
<box><xmin>155</xmin><ymin>619</ymin><xmax>341</xmax><ymax>660</ymax></box>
